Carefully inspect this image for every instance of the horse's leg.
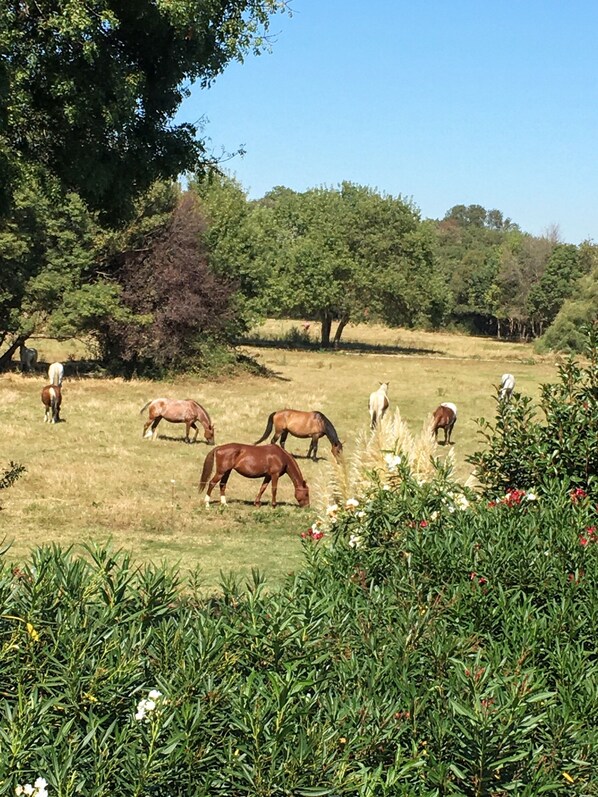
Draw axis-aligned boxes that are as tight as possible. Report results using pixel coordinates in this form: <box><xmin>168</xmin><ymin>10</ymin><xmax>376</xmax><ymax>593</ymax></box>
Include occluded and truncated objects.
<box><xmin>254</xmin><ymin>475</ymin><xmax>272</xmax><ymax>507</ymax></box>
<box><xmin>310</xmin><ymin>435</ymin><xmax>319</xmax><ymax>461</ymax></box>
<box><xmin>218</xmin><ymin>470</ymin><xmax>232</xmax><ymax>505</ymax></box>
<box><xmin>151</xmin><ymin>417</ymin><xmax>161</xmax><ymax>440</ymax></box>
<box><xmin>190</xmin><ymin>422</ymin><xmax>200</xmax><ymax>444</ymax></box>
<box><xmin>270</xmin><ymin>474</ymin><xmax>279</xmax><ymax>507</ymax></box>
<box><xmin>142</xmin><ymin>418</ymin><xmax>153</xmax><ymax>438</ymax></box>
<box><xmin>279</xmin><ymin>430</ymin><xmax>288</xmax><ymax>449</ymax></box>
<box><xmin>205</xmin><ymin>469</ymin><xmax>225</xmax><ymax>506</ymax></box>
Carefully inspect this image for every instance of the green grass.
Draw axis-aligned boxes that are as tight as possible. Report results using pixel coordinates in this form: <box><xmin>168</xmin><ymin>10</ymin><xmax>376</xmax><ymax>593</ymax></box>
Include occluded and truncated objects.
<box><xmin>1</xmin><ymin>323</ymin><xmax>559</xmax><ymax>589</ymax></box>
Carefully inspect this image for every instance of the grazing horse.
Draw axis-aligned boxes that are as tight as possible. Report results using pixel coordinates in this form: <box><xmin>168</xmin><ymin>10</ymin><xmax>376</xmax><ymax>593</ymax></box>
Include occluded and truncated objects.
<box><xmin>499</xmin><ymin>373</ymin><xmax>516</xmax><ymax>401</ymax></box>
<box><xmin>199</xmin><ymin>443</ymin><xmax>310</xmax><ymax>508</ymax></box>
<box><xmin>20</xmin><ymin>345</ymin><xmax>38</xmax><ymax>373</ymax></box>
<box><xmin>140</xmin><ymin>398</ymin><xmax>215</xmax><ymax>444</ymax></box>
<box><xmin>41</xmin><ymin>385</ymin><xmax>62</xmax><ymax>423</ymax></box>
<box><xmin>254</xmin><ymin>409</ymin><xmax>343</xmax><ymax>462</ymax></box>
<box><xmin>48</xmin><ymin>362</ymin><xmax>64</xmax><ymax>386</ymax></box>
<box><xmin>432</xmin><ymin>402</ymin><xmax>457</xmax><ymax>444</ymax></box>
<box><xmin>368</xmin><ymin>382</ymin><xmax>390</xmax><ymax>429</ymax></box>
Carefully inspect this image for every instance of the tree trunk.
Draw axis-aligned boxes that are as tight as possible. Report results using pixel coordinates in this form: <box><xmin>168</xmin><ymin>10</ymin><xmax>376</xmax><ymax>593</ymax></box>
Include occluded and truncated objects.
<box><xmin>333</xmin><ymin>316</ymin><xmax>349</xmax><ymax>348</ymax></box>
<box><xmin>320</xmin><ymin>312</ymin><xmax>332</xmax><ymax>348</ymax></box>
<box><xmin>0</xmin><ymin>336</ymin><xmax>26</xmax><ymax>372</ymax></box>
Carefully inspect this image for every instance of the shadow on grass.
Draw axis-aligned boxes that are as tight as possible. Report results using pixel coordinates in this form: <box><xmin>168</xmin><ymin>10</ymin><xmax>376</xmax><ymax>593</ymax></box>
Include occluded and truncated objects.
<box><xmin>240</xmin><ymin>336</ymin><xmax>445</xmax><ymax>358</ymax></box>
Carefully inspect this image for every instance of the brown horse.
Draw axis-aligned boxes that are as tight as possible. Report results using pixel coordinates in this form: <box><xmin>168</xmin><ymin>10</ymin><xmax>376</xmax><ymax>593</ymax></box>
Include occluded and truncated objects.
<box><xmin>140</xmin><ymin>398</ymin><xmax>215</xmax><ymax>444</ymax></box>
<box><xmin>199</xmin><ymin>443</ymin><xmax>310</xmax><ymax>508</ymax></box>
<box><xmin>432</xmin><ymin>402</ymin><xmax>457</xmax><ymax>444</ymax></box>
<box><xmin>254</xmin><ymin>409</ymin><xmax>343</xmax><ymax>462</ymax></box>
<box><xmin>41</xmin><ymin>384</ymin><xmax>62</xmax><ymax>423</ymax></box>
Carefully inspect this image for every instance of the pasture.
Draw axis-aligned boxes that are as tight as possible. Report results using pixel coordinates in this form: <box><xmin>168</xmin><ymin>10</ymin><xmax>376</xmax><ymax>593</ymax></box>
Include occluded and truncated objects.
<box><xmin>2</xmin><ymin>323</ymin><xmax>558</xmax><ymax>589</ymax></box>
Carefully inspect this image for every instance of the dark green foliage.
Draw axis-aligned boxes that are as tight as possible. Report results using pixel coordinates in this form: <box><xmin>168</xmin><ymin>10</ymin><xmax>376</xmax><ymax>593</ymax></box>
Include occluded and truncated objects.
<box><xmin>0</xmin><ymin>0</ymin><xmax>287</xmax><ymax>223</ymax></box>
<box><xmin>468</xmin><ymin>327</ymin><xmax>598</xmax><ymax>498</ymax></box>
<box><xmin>1</xmin><ymin>463</ymin><xmax>596</xmax><ymax>794</ymax></box>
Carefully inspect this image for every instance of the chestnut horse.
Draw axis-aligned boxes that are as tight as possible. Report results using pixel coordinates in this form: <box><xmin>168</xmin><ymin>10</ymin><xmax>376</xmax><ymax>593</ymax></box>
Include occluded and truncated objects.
<box><xmin>140</xmin><ymin>398</ymin><xmax>215</xmax><ymax>444</ymax></box>
<box><xmin>199</xmin><ymin>443</ymin><xmax>310</xmax><ymax>508</ymax></box>
<box><xmin>41</xmin><ymin>384</ymin><xmax>62</xmax><ymax>423</ymax></box>
<box><xmin>432</xmin><ymin>402</ymin><xmax>457</xmax><ymax>444</ymax></box>
<box><xmin>368</xmin><ymin>382</ymin><xmax>389</xmax><ymax>429</ymax></box>
<box><xmin>254</xmin><ymin>409</ymin><xmax>343</xmax><ymax>462</ymax></box>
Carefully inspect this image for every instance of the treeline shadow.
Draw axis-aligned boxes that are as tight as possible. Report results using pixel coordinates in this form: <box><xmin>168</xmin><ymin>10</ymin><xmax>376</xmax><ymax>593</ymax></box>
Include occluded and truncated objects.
<box><xmin>240</xmin><ymin>336</ymin><xmax>444</xmax><ymax>358</ymax></box>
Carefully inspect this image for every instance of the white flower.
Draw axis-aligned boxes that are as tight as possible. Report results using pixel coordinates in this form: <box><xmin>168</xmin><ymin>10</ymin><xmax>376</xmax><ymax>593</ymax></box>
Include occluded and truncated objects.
<box><xmin>382</xmin><ymin>484</ymin><xmax>390</xmax><ymax>491</ymax></box>
<box><xmin>430</xmin><ymin>510</ymin><xmax>439</xmax><ymax>521</ymax></box>
<box><xmin>135</xmin><ymin>707</ymin><xmax>146</xmax><ymax>721</ymax></box>
<box><xmin>148</xmin><ymin>689</ymin><xmax>162</xmax><ymax>701</ymax></box>
<box><xmin>15</xmin><ymin>787</ymin><xmax>24</xmax><ymax>796</ymax></box>
<box><xmin>525</xmin><ymin>492</ymin><xmax>537</xmax><ymax>501</ymax></box>
<box><xmin>384</xmin><ymin>453</ymin><xmax>402</xmax><ymax>472</ymax></box>
<box><xmin>447</xmin><ymin>505</ymin><xmax>455</xmax><ymax>513</ymax></box>
<box><xmin>349</xmin><ymin>534</ymin><xmax>362</xmax><ymax>548</ymax></box>
<box><xmin>345</xmin><ymin>498</ymin><xmax>359</xmax><ymax>509</ymax></box>
<box><xmin>455</xmin><ymin>494</ymin><xmax>470</xmax><ymax>510</ymax></box>
<box><xmin>326</xmin><ymin>504</ymin><xmax>339</xmax><ymax>516</ymax></box>
<box><xmin>23</xmin><ymin>787</ymin><xmax>34</xmax><ymax>797</ymax></box>
<box><xmin>356</xmin><ymin>510</ymin><xmax>366</xmax><ymax>519</ymax></box>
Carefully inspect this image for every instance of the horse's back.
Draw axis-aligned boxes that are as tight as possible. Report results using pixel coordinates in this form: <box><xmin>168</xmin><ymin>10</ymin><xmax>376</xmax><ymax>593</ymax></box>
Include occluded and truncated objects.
<box><xmin>278</xmin><ymin>409</ymin><xmax>322</xmax><ymax>436</ymax></box>
<box><xmin>48</xmin><ymin>362</ymin><xmax>64</xmax><ymax>385</ymax></box>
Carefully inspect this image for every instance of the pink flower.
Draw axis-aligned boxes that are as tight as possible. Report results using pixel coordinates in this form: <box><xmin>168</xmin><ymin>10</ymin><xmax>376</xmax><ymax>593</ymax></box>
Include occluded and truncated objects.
<box><xmin>571</xmin><ymin>487</ymin><xmax>588</xmax><ymax>503</ymax></box>
<box><xmin>419</xmin><ymin>520</ymin><xmax>429</xmax><ymax>528</ymax></box>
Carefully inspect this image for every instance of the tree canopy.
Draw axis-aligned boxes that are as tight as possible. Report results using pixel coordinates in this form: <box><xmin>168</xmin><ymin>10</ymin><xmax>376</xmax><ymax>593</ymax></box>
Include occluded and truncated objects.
<box><xmin>0</xmin><ymin>0</ymin><xmax>288</xmax><ymax>222</ymax></box>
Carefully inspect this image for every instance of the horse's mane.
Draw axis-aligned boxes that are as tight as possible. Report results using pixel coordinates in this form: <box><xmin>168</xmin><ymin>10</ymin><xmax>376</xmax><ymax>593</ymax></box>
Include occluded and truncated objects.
<box><xmin>188</xmin><ymin>399</ymin><xmax>212</xmax><ymax>425</ymax></box>
<box><xmin>315</xmin><ymin>412</ymin><xmax>340</xmax><ymax>445</ymax></box>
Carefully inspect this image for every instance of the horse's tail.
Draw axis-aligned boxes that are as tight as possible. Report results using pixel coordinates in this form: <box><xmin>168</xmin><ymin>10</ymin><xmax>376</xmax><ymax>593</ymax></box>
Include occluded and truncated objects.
<box><xmin>254</xmin><ymin>411</ymin><xmax>275</xmax><ymax>445</ymax></box>
<box><xmin>198</xmin><ymin>448</ymin><xmax>216</xmax><ymax>494</ymax></box>
<box><xmin>139</xmin><ymin>400</ymin><xmax>152</xmax><ymax>415</ymax></box>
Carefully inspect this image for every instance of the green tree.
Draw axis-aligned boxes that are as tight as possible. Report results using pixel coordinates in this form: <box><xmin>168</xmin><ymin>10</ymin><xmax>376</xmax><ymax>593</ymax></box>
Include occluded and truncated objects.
<box><xmin>0</xmin><ymin>0</ymin><xmax>288</xmax><ymax>222</ymax></box>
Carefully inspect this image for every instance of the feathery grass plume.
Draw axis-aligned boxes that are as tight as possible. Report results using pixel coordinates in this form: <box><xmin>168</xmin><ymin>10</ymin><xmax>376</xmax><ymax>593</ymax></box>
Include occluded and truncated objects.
<box><xmin>315</xmin><ymin>407</ymin><xmax>444</xmax><ymax>515</ymax></box>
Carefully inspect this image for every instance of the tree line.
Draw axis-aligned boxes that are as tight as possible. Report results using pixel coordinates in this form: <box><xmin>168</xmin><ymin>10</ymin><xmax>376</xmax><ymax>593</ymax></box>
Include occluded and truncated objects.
<box><xmin>1</xmin><ymin>1</ymin><xmax>596</xmax><ymax>373</ymax></box>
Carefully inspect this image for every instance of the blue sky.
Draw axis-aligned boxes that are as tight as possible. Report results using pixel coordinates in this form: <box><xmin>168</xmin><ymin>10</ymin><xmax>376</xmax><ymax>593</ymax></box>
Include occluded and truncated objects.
<box><xmin>176</xmin><ymin>1</ymin><xmax>598</xmax><ymax>244</ymax></box>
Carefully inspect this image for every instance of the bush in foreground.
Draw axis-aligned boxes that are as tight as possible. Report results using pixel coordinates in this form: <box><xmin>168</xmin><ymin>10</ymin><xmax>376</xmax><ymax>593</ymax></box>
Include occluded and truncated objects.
<box><xmin>1</xmin><ymin>461</ymin><xmax>596</xmax><ymax>795</ymax></box>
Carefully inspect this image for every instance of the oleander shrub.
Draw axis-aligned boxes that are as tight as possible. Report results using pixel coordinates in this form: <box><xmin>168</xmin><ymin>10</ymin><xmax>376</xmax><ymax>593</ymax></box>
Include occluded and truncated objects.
<box><xmin>1</xmin><ymin>457</ymin><xmax>596</xmax><ymax>796</ymax></box>
<box><xmin>468</xmin><ymin>325</ymin><xmax>598</xmax><ymax>500</ymax></box>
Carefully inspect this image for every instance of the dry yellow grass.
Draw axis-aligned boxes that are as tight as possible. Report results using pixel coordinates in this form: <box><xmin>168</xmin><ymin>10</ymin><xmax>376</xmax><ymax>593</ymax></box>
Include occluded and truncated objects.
<box><xmin>2</xmin><ymin>324</ymin><xmax>558</xmax><ymax>588</ymax></box>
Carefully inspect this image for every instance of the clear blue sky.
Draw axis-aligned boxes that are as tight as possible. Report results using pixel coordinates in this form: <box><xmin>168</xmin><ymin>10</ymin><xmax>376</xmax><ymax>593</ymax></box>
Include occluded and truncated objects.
<box><xmin>176</xmin><ymin>1</ymin><xmax>598</xmax><ymax>244</ymax></box>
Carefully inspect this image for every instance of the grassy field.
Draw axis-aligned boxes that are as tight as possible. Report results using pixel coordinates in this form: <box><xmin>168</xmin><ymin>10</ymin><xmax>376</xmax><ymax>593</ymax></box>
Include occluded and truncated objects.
<box><xmin>2</xmin><ymin>322</ymin><xmax>558</xmax><ymax>589</ymax></box>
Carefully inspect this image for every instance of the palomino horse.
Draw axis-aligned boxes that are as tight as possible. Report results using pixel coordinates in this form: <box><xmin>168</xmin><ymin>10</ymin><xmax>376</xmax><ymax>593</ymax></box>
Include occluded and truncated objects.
<box><xmin>254</xmin><ymin>409</ymin><xmax>343</xmax><ymax>462</ymax></box>
<box><xmin>20</xmin><ymin>345</ymin><xmax>38</xmax><ymax>373</ymax></box>
<box><xmin>499</xmin><ymin>373</ymin><xmax>515</xmax><ymax>401</ymax></box>
<box><xmin>199</xmin><ymin>443</ymin><xmax>310</xmax><ymax>508</ymax></box>
<box><xmin>48</xmin><ymin>362</ymin><xmax>64</xmax><ymax>386</ymax></box>
<box><xmin>140</xmin><ymin>398</ymin><xmax>215</xmax><ymax>444</ymax></box>
<box><xmin>432</xmin><ymin>402</ymin><xmax>457</xmax><ymax>444</ymax></box>
<box><xmin>368</xmin><ymin>382</ymin><xmax>389</xmax><ymax>429</ymax></box>
<box><xmin>41</xmin><ymin>385</ymin><xmax>62</xmax><ymax>423</ymax></box>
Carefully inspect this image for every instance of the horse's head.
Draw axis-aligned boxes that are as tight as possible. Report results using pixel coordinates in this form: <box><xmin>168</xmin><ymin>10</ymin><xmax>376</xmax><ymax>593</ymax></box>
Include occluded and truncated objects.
<box><xmin>295</xmin><ymin>480</ymin><xmax>310</xmax><ymax>507</ymax></box>
<box><xmin>331</xmin><ymin>441</ymin><xmax>344</xmax><ymax>461</ymax></box>
<box><xmin>204</xmin><ymin>424</ymin><xmax>216</xmax><ymax>445</ymax></box>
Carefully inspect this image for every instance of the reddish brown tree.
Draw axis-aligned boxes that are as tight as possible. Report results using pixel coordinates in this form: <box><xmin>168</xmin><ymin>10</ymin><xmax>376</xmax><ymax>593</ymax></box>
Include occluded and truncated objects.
<box><xmin>104</xmin><ymin>193</ymin><xmax>236</xmax><ymax>375</ymax></box>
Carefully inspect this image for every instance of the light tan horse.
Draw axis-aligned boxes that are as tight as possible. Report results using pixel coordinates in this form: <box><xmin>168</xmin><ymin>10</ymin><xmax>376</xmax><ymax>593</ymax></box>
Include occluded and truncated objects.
<box><xmin>199</xmin><ymin>443</ymin><xmax>310</xmax><ymax>508</ymax></box>
<box><xmin>48</xmin><ymin>362</ymin><xmax>64</xmax><ymax>386</ymax></box>
<box><xmin>368</xmin><ymin>382</ymin><xmax>389</xmax><ymax>429</ymax></box>
<box><xmin>254</xmin><ymin>409</ymin><xmax>343</xmax><ymax>462</ymax></box>
<box><xmin>140</xmin><ymin>398</ymin><xmax>215</xmax><ymax>444</ymax></box>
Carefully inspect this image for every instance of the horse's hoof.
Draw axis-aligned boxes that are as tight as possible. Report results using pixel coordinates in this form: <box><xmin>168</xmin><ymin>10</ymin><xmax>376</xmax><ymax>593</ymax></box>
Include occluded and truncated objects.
<box><xmin>220</xmin><ymin>496</ymin><xmax>227</xmax><ymax>506</ymax></box>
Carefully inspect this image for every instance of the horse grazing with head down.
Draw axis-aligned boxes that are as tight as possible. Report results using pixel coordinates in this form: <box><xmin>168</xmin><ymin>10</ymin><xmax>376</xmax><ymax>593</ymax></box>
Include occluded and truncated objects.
<box><xmin>432</xmin><ymin>402</ymin><xmax>457</xmax><ymax>445</ymax></box>
<box><xmin>41</xmin><ymin>385</ymin><xmax>62</xmax><ymax>423</ymax></box>
<box><xmin>48</xmin><ymin>362</ymin><xmax>64</xmax><ymax>386</ymax></box>
<box><xmin>499</xmin><ymin>373</ymin><xmax>515</xmax><ymax>401</ymax></box>
<box><xmin>199</xmin><ymin>443</ymin><xmax>310</xmax><ymax>508</ymax></box>
<box><xmin>20</xmin><ymin>344</ymin><xmax>38</xmax><ymax>373</ymax></box>
<box><xmin>368</xmin><ymin>382</ymin><xmax>390</xmax><ymax>429</ymax></box>
<box><xmin>254</xmin><ymin>409</ymin><xmax>343</xmax><ymax>462</ymax></box>
<box><xmin>140</xmin><ymin>398</ymin><xmax>215</xmax><ymax>444</ymax></box>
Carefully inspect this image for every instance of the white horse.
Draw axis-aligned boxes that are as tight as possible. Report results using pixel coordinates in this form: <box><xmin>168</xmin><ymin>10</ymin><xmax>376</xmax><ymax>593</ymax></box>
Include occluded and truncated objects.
<box><xmin>499</xmin><ymin>373</ymin><xmax>515</xmax><ymax>401</ymax></box>
<box><xmin>369</xmin><ymin>382</ymin><xmax>390</xmax><ymax>429</ymax></box>
<box><xmin>48</xmin><ymin>362</ymin><xmax>64</xmax><ymax>386</ymax></box>
<box><xmin>19</xmin><ymin>344</ymin><xmax>38</xmax><ymax>372</ymax></box>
